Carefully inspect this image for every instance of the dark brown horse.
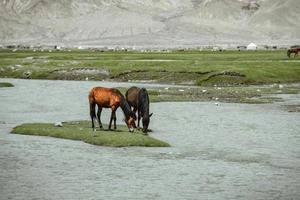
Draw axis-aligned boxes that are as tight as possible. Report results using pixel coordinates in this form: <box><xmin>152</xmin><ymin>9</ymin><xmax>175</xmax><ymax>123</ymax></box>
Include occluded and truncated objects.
<box><xmin>287</xmin><ymin>48</ymin><xmax>300</xmax><ymax>58</ymax></box>
<box><xmin>126</xmin><ymin>86</ymin><xmax>152</xmax><ymax>134</ymax></box>
<box><xmin>89</xmin><ymin>87</ymin><xmax>136</xmax><ymax>132</ymax></box>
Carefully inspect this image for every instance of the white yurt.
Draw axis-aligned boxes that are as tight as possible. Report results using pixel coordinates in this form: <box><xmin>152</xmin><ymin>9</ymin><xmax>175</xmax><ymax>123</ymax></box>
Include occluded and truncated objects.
<box><xmin>247</xmin><ymin>43</ymin><xmax>257</xmax><ymax>50</ymax></box>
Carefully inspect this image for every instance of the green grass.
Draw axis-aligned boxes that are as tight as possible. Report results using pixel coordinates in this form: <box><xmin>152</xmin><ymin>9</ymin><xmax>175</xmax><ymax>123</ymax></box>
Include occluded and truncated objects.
<box><xmin>0</xmin><ymin>49</ymin><xmax>299</xmax><ymax>85</ymax></box>
<box><xmin>0</xmin><ymin>82</ymin><xmax>14</xmax><ymax>87</ymax></box>
<box><xmin>11</xmin><ymin>121</ymin><xmax>170</xmax><ymax>147</ymax></box>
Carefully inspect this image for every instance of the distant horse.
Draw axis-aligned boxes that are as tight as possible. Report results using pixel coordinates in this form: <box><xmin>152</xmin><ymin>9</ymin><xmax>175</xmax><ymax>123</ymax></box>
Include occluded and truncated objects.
<box><xmin>126</xmin><ymin>86</ymin><xmax>152</xmax><ymax>134</ymax></box>
<box><xmin>287</xmin><ymin>48</ymin><xmax>300</xmax><ymax>58</ymax></box>
<box><xmin>89</xmin><ymin>87</ymin><xmax>136</xmax><ymax>132</ymax></box>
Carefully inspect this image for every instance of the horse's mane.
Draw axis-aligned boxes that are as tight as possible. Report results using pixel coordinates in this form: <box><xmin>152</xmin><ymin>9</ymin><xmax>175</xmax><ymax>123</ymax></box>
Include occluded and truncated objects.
<box><xmin>116</xmin><ymin>89</ymin><xmax>136</xmax><ymax>119</ymax></box>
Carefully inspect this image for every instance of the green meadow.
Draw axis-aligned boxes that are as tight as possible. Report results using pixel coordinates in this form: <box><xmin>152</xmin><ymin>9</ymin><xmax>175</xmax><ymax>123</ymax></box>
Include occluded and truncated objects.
<box><xmin>1</xmin><ymin>49</ymin><xmax>299</xmax><ymax>86</ymax></box>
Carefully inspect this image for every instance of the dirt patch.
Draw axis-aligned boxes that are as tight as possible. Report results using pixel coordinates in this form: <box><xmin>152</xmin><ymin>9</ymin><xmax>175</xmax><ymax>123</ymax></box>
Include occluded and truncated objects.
<box><xmin>210</xmin><ymin>71</ymin><xmax>245</xmax><ymax>78</ymax></box>
<box><xmin>49</xmin><ymin>68</ymin><xmax>110</xmax><ymax>80</ymax></box>
<box><xmin>111</xmin><ymin>70</ymin><xmax>212</xmax><ymax>85</ymax></box>
<box><xmin>284</xmin><ymin>105</ymin><xmax>300</xmax><ymax>112</ymax></box>
<box><xmin>198</xmin><ymin>71</ymin><xmax>247</xmax><ymax>86</ymax></box>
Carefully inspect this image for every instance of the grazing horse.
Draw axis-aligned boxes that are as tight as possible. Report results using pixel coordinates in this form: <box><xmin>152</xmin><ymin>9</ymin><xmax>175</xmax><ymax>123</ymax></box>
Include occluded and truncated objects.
<box><xmin>89</xmin><ymin>87</ymin><xmax>136</xmax><ymax>132</ymax></box>
<box><xmin>287</xmin><ymin>48</ymin><xmax>300</xmax><ymax>58</ymax></box>
<box><xmin>126</xmin><ymin>86</ymin><xmax>153</xmax><ymax>133</ymax></box>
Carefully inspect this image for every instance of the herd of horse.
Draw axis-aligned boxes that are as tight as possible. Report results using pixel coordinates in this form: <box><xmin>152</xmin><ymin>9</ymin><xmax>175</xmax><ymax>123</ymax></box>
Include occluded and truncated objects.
<box><xmin>89</xmin><ymin>86</ymin><xmax>152</xmax><ymax>134</ymax></box>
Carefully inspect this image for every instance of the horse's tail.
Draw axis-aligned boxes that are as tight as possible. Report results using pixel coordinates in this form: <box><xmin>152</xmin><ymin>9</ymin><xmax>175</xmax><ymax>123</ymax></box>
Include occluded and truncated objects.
<box><xmin>88</xmin><ymin>88</ymin><xmax>96</xmax><ymax>129</ymax></box>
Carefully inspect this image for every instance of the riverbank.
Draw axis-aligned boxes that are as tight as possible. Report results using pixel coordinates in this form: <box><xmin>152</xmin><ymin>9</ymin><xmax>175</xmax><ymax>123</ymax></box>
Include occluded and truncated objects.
<box><xmin>115</xmin><ymin>84</ymin><xmax>300</xmax><ymax>104</ymax></box>
<box><xmin>1</xmin><ymin>49</ymin><xmax>299</xmax><ymax>86</ymax></box>
<box><xmin>11</xmin><ymin>121</ymin><xmax>170</xmax><ymax>147</ymax></box>
<box><xmin>2</xmin><ymin>78</ymin><xmax>300</xmax><ymax>104</ymax></box>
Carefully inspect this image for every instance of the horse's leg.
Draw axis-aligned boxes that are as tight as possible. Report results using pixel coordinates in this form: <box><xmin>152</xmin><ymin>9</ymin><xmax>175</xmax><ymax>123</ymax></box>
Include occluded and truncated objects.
<box><xmin>137</xmin><ymin>110</ymin><xmax>141</xmax><ymax>129</ymax></box>
<box><xmin>129</xmin><ymin>105</ymin><xmax>133</xmax><ymax>112</ymax></box>
<box><xmin>109</xmin><ymin>106</ymin><xmax>116</xmax><ymax>130</ymax></box>
<box><xmin>96</xmin><ymin>106</ymin><xmax>103</xmax><ymax>129</ymax></box>
<box><xmin>90</xmin><ymin>102</ymin><xmax>96</xmax><ymax>131</ymax></box>
<box><xmin>113</xmin><ymin>109</ymin><xmax>117</xmax><ymax>130</ymax></box>
<box><xmin>133</xmin><ymin>106</ymin><xmax>137</xmax><ymax>114</ymax></box>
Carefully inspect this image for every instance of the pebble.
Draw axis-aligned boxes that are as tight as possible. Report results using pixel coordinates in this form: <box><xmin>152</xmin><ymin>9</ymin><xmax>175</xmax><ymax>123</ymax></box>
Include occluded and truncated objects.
<box><xmin>54</xmin><ymin>122</ymin><xmax>63</xmax><ymax>127</ymax></box>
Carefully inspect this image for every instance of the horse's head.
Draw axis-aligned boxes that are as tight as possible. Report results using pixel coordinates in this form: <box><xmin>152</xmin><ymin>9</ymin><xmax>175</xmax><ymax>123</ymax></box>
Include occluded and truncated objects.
<box><xmin>125</xmin><ymin>112</ymin><xmax>137</xmax><ymax>132</ymax></box>
<box><xmin>142</xmin><ymin>113</ymin><xmax>153</xmax><ymax>133</ymax></box>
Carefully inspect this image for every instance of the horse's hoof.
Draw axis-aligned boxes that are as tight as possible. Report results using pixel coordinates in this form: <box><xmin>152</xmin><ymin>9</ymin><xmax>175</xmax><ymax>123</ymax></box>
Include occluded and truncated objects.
<box><xmin>93</xmin><ymin>128</ymin><xmax>97</xmax><ymax>132</ymax></box>
<box><xmin>129</xmin><ymin>128</ymin><xmax>134</xmax><ymax>133</ymax></box>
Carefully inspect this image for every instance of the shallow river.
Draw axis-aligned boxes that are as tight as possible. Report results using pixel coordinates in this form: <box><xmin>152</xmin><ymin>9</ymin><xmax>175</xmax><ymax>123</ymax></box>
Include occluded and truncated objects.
<box><xmin>0</xmin><ymin>79</ymin><xmax>300</xmax><ymax>200</ymax></box>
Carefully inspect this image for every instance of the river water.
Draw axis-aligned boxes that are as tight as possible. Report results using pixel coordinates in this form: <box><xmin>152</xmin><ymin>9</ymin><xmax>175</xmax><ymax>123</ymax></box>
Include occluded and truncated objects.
<box><xmin>0</xmin><ymin>78</ymin><xmax>299</xmax><ymax>200</ymax></box>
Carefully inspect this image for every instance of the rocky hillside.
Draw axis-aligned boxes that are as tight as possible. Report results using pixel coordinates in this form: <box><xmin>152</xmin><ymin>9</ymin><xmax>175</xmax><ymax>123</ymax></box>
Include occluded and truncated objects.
<box><xmin>0</xmin><ymin>0</ymin><xmax>299</xmax><ymax>47</ymax></box>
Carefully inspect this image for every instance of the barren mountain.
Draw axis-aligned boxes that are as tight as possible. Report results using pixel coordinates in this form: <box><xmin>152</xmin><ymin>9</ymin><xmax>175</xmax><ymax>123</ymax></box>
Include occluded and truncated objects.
<box><xmin>0</xmin><ymin>0</ymin><xmax>299</xmax><ymax>47</ymax></box>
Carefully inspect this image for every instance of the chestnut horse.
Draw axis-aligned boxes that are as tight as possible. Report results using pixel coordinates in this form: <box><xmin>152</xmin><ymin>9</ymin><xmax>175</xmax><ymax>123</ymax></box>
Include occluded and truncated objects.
<box><xmin>126</xmin><ymin>86</ymin><xmax>152</xmax><ymax>133</ymax></box>
<box><xmin>89</xmin><ymin>87</ymin><xmax>136</xmax><ymax>132</ymax></box>
<box><xmin>287</xmin><ymin>48</ymin><xmax>300</xmax><ymax>58</ymax></box>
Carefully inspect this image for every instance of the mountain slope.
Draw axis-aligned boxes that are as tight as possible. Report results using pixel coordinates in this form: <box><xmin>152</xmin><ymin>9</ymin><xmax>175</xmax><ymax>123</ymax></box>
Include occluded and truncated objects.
<box><xmin>0</xmin><ymin>0</ymin><xmax>299</xmax><ymax>47</ymax></box>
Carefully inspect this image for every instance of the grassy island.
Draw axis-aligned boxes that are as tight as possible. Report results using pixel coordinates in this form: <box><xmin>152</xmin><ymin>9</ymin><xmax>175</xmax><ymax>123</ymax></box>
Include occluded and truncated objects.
<box><xmin>11</xmin><ymin>121</ymin><xmax>170</xmax><ymax>147</ymax></box>
<box><xmin>0</xmin><ymin>82</ymin><xmax>14</xmax><ymax>87</ymax></box>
